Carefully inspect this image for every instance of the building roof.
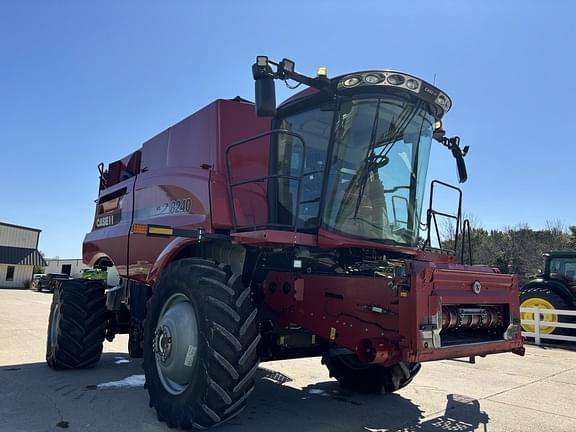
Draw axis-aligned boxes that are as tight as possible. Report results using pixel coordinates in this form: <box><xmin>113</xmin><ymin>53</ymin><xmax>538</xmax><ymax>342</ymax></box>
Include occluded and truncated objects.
<box><xmin>0</xmin><ymin>222</ymin><xmax>42</xmax><ymax>233</ymax></box>
<box><xmin>0</xmin><ymin>246</ymin><xmax>47</xmax><ymax>266</ymax></box>
<box><xmin>45</xmin><ymin>258</ymin><xmax>83</xmax><ymax>262</ymax></box>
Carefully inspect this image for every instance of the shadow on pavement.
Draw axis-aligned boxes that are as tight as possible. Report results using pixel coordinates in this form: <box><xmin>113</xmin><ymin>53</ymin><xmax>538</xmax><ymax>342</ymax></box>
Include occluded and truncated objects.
<box><xmin>0</xmin><ymin>353</ymin><xmax>488</xmax><ymax>432</ymax></box>
<box><xmin>389</xmin><ymin>394</ymin><xmax>489</xmax><ymax>432</ymax></box>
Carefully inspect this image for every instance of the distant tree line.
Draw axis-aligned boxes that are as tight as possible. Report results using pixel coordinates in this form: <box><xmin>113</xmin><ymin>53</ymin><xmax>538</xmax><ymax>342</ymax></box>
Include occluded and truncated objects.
<box><xmin>460</xmin><ymin>222</ymin><xmax>576</xmax><ymax>285</ymax></box>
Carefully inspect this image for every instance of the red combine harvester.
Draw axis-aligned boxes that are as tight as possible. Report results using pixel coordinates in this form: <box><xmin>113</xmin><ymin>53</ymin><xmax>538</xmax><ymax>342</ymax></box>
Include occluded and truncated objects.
<box><xmin>46</xmin><ymin>56</ymin><xmax>524</xmax><ymax>429</ymax></box>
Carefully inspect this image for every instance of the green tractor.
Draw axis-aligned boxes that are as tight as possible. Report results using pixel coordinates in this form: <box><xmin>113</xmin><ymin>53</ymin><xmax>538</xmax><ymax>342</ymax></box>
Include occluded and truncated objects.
<box><xmin>80</xmin><ymin>268</ymin><xmax>108</xmax><ymax>282</ymax></box>
<box><xmin>520</xmin><ymin>251</ymin><xmax>576</xmax><ymax>336</ymax></box>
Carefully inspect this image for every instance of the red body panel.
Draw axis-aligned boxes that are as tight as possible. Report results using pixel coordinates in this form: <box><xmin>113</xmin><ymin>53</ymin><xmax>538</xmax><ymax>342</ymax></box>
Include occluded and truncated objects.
<box><xmin>83</xmin><ymin>99</ymin><xmax>270</xmax><ymax>280</ymax></box>
<box><xmin>129</xmin><ymin>169</ymin><xmax>211</xmax><ymax>282</ymax></box>
<box><xmin>262</xmin><ymin>261</ymin><xmax>522</xmax><ymax>364</ymax></box>
<box><xmin>264</xmin><ymin>271</ymin><xmax>401</xmax><ymax>363</ymax></box>
<box><xmin>401</xmin><ymin>262</ymin><xmax>523</xmax><ymax>362</ymax></box>
<box><xmin>318</xmin><ymin>228</ymin><xmax>456</xmax><ymax>263</ymax></box>
<box><xmin>84</xmin><ymin>179</ymin><xmax>136</xmax><ymax>276</ymax></box>
<box><xmin>231</xmin><ymin>230</ymin><xmax>317</xmax><ymax>247</ymax></box>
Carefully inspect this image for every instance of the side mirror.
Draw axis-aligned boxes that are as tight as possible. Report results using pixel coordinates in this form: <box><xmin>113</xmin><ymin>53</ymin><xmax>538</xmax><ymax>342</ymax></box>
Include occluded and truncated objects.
<box><xmin>252</xmin><ymin>57</ymin><xmax>277</xmax><ymax>117</ymax></box>
<box><xmin>452</xmin><ymin>147</ymin><xmax>468</xmax><ymax>183</ymax></box>
<box><xmin>254</xmin><ymin>77</ymin><xmax>276</xmax><ymax>117</ymax></box>
<box><xmin>436</xmin><ymin>132</ymin><xmax>469</xmax><ymax>184</ymax></box>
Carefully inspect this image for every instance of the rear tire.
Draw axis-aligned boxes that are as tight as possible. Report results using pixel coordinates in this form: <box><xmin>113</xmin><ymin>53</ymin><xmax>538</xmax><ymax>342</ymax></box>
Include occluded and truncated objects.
<box><xmin>128</xmin><ymin>317</ymin><xmax>144</xmax><ymax>358</ymax></box>
<box><xmin>520</xmin><ymin>287</ymin><xmax>571</xmax><ymax>335</ymax></box>
<box><xmin>143</xmin><ymin>258</ymin><xmax>260</xmax><ymax>429</ymax></box>
<box><xmin>46</xmin><ymin>280</ymin><xmax>107</xmax><ymax>369</ymax></box>
<box><xmin>322</xmin><ymin>355</ymin><xmax>421</xmax><ymax>393</ymax></box>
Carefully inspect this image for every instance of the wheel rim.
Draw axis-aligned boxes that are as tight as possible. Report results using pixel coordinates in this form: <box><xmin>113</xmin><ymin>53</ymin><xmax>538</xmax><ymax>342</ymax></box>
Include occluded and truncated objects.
<box><xmin>520</xmin><ymin>297</ymin><xmax>558</xmax><ymax>334</ymax></box>
<box><xmin>154</xmin><ymin>293</ymin><xmax>199</xmax><ymax>395</ymax></box>
<box><xmin>49</xmin><ymin>303</ymin><xmax>61</xmax><ymax>351</ymax></box>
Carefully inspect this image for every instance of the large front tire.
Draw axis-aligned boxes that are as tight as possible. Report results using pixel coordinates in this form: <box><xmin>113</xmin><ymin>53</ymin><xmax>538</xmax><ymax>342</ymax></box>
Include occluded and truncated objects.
<box><xmin>322</xmin><ymin>355</ymin><xmax>421</xmax><ymax>393</ymax></box>
<box><xmin>143</xmin><ymin>258</ymin><xmax>260</xmax><ymax>429</ymax></box>
<box><xmin>46</xmin><ymin>280</ymin><xmax>107</xmax><ymax>369</ymax></box>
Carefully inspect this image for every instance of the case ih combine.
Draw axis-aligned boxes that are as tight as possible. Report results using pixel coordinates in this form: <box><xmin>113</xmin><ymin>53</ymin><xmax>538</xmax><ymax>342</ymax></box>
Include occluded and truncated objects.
<box><xmin>46</xmin><ymin>56</ymin><xmax>524</xmax><ymax>429</ymax></box>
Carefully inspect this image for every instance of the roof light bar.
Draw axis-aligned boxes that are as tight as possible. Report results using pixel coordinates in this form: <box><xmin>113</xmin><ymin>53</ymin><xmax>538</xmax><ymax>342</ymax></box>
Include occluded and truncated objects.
<box><xmin>336</xmin><ymin>71</ymin><xmax>451</xmax><ymax>115</ymax></box>
<box><xmin>338</xmin><ymin>71</ymin><xmax>422</xmax><ymax>93</ymax></box>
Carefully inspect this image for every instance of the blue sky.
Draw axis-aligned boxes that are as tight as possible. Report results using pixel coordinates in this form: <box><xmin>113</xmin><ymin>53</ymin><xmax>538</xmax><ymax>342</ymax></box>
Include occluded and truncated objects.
<box><xmin>1</xmin><ymin>1</ymin><xmax>574</xmax><ymax>258</ymax></box>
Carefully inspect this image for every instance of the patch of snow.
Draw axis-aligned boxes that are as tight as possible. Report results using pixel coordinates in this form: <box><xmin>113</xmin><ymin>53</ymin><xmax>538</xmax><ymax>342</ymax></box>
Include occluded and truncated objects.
<box><xmin>308</xmin><ymin>389</ymin><xmax>326</xmax><ymax>395</ymax></box>
<box><xmin>96</xmin><ymin>374</ymin><xmax>145</xmax><ymax>389</ymax></box>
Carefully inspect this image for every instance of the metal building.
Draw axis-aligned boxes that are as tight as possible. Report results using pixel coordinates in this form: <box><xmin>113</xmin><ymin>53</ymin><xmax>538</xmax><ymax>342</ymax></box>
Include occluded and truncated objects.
<box><xmin>44</xmin><ymin>258</ymin><xmax>89</xmax><ymax>278</ymax></box>
<box><xmin>44</xmin><ymin>258</ymin><xmax>120</xmax><ymax>286</ymax></box>
<box><xmin>0</xmin><ymin>222</ymin><xmax>46</xmax><ymax>288</ymax></box>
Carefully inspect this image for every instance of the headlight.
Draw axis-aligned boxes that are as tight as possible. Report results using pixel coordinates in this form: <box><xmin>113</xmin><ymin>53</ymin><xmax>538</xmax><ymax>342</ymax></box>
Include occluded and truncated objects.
<box><xmin>406</xmin><ymin>78</ymin><xmax>419</xmax><ymax>90</ymax></box>
<box><xmin>435</xmin><ymin>93</ymin><xmax>451</xmax><ymax>111</ymax></box>
<box><xmin>386</xmin><ymin>74</ymin><xmax>405</xmax><ymax>85</ymax></box>
<box><xmin>364</xmin><ymin>74</ymin><xmax>381</xmax><ymax>84</ymax></box>
<box><xmin>343</xmin><ymin>76</ymin><xmax>361</xmax><ymax>87</ymax></box>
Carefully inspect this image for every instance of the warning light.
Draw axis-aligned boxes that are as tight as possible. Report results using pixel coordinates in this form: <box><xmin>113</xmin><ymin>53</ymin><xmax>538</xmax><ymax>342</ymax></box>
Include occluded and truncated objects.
<box><xmin>256</xmin><ymin>56</ymin><xmax>268</xmax><ymax>67</ymax></box>
<box><xmin>132</xmin><ymin>224</ymin><xmax>148</xmax><ymax>235</ymax></box>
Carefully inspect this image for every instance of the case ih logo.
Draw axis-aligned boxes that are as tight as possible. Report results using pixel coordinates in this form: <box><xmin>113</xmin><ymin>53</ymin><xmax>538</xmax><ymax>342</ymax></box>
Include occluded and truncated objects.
<box><xmin>95</xmin><ymin>213</ymin><xmax>119</xmax><ymax>228</ymax></box>
<box><xmin>423</xmin><ymin>86</ymin><xmax>437</xmax><ymax>96</ymax></box>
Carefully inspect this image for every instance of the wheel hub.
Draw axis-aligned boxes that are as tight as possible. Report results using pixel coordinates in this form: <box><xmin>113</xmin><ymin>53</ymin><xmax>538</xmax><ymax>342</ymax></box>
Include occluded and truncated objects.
<box><xmin>154</xmin><ymin>293</ymin><xmax>199</xmax><ymax>395</ymax></box>
<box><xmin>154</xmin><ymin>325</ymin><xmax>173</xmax><ymax>362</ymax></box>
<box><xmin>520</xmin><ymin>297</ymin><xmax>558</xmax><ymax>334</ymax></box>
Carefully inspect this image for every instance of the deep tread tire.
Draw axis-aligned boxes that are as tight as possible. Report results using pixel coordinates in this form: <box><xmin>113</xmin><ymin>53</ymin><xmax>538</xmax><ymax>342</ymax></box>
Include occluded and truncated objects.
<box><xmin>46</xmin><ymin>279</ymin><xmax>107</xmax><ymax>369</ymax></box>
<box><xmin>143</xmin><ymin>258</ymin><xmax>260</xmax><ymax>430</ymax></box>
<box><xmin>520</xmin><ymin>286</ymin><xmax>572</xmax><ymax>335</ymax></box>
<box><xmin>128</xmin><ymin>317</ymin><xmax>144</xmax><ymax>358</ymax></box>
<box><xmin>322</xmin><ymin>355</ymin><xmax>421</xmax><ymax>393</ymax></box>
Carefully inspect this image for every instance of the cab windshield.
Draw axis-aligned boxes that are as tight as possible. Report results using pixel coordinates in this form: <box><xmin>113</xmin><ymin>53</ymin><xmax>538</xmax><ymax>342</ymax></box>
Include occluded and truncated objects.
<box><xmin>323</xmin><ymin>96</ymin><xmax>434</xmax><ymax>246</ymax></box>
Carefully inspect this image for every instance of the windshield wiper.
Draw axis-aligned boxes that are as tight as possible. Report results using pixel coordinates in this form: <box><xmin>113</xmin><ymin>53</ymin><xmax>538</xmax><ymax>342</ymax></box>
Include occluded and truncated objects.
<box><xmin>369</xmin><ymin>99</ymin><xmax>423</xmax><ymax>162</ymax></box>
<box><xmin>348</xmin><ymin>100</ymin><xmax>423</xmax><ymax>221</ymax></box>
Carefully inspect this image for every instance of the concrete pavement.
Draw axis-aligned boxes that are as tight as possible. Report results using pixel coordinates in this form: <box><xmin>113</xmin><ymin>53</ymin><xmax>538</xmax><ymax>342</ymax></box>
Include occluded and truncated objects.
<box><xmin>1</xmin><ymin>289</ymin><xmax>575</xmax><ymax>432</ymax></box>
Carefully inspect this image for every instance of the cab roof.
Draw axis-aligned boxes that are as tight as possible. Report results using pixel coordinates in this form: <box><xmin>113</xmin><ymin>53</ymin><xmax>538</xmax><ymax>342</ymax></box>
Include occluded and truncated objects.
<box><xmin>544</xmin><ymin>250</ymin><xmax>576</xmax><ymax>258</ymax></box>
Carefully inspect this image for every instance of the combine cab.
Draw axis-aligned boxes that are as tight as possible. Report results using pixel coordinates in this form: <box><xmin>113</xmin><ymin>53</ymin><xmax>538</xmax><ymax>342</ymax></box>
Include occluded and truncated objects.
<box><xmin>46</xmin><ymin>56</ymin><xmax>524</xmax><ymax>429</ymax></box>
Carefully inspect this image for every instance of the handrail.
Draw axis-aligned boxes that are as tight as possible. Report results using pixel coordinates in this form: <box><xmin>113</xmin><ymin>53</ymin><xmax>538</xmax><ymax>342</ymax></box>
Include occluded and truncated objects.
<box><xmin>424</xmin><ymin>180</ymin><xmax>463</xmax><ymax>254</ymax></box>
<box><xmin>460</xmin><ymin>219</ymin><xmax>473</xmax><ymax>265</ymax></box>
<box><xmin>225</xmin><ymin>129</ymin><xmax>307</xmax><ymax>231</ymax></box>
